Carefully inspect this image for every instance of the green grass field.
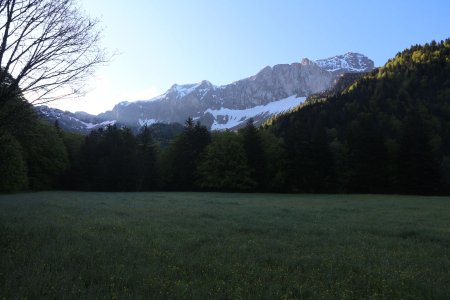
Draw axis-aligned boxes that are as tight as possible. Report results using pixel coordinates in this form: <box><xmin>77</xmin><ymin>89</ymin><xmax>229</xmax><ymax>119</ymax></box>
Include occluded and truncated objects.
<box><xmin>0</xmin><ymin>192</ymin><xmax>449</xmax><ymax>299</ymax></box>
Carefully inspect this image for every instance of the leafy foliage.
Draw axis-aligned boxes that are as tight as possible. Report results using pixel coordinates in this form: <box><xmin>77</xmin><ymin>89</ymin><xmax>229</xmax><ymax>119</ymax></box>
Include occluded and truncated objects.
<box><xmin>78</xmin><ymin>126</ymin><xmax>141</xmax><ymax>191</ymax></box>
<box><xmin>160</xmin><ymin>118</ymin><xmax>210</xmax><ymax>190</ymax></box>
<box><xmin>239</xmin><ymin>120</ymin><xmax>267</xmax><ymax>190</ymax></box>
<box><xmin>0</xmin><ymin>79</ymin><xmax>69</xmax><ymax>191</ymax></box>
<box><xmin>196</xmin><ymin>131</ymin><xmax>256</xmax><ymax>191</ymax></box>
<box><xmin>19</xmin><ymin>121</ymin><xmax>69</xmax><ymax>190</ymax></box>
<box><xmin>0</xmin><ymin>132</ymin><xmax>27</xmax><ymax>192</ymax></box>
<box><xmin>136</xmin><ymin>125</ymin><xmax>158</xmax><ymax>190</ymax></box>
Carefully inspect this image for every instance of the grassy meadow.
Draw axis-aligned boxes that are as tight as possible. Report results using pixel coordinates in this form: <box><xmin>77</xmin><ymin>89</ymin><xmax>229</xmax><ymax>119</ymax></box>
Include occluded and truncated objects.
<box><xmin>0</xmin><ymin>192</ymin><xmax>449</xmax><ymax>299</ymax></box>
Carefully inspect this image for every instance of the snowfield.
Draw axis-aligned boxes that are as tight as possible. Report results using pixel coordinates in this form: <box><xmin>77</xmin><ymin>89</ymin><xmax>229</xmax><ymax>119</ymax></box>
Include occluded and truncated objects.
<box><xmin>138</xmin><ymin>118</ymin><xmax>158</xmax><ymax>126</ymax></box>
<box><xmin>207</xmin><ymin>95</ymin><xmax>306</xmax><ymax>130</ymax></box>
<box><xmin>82</xmin><ymin>120</ymin><xmax>116</xmax><ymax>129</ymax></box>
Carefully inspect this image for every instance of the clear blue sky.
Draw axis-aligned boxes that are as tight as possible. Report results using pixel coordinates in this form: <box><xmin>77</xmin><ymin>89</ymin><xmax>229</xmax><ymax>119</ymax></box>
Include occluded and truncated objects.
<box><xmin>52</xmin><ymin>0</ymin><xmax>450</xmax><ymax>114</ymax></box>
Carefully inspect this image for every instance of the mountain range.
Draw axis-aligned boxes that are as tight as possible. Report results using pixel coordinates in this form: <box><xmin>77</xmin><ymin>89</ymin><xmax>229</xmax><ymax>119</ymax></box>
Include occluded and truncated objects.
<box><xmin>36</xmin><ymin>52</ymin><xmax>374</xmax><ymax>133</ymax></box>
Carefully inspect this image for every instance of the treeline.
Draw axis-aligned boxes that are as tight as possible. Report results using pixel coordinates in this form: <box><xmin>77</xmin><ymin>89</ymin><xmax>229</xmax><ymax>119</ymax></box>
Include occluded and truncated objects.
<box><xmin>59</xmin><ymin>118</ymin><xmax>286</xmax><ymax>192</ymax></box>
<box><xmin>0</xmin><ymin>85</ymin><xmax>286</xmax><ymax>193</ymax></box>
<box><xmin>1</xmin><ymin>39</ymin><xmax>450</xmax><ymax>195</ymax></box>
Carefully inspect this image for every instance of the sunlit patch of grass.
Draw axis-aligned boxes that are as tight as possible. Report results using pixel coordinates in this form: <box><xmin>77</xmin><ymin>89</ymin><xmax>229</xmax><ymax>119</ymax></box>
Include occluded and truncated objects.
<box><xmin>0</xmin><ymin>192</ymin><xmax>449</xmax><ymax>298</ymax></box>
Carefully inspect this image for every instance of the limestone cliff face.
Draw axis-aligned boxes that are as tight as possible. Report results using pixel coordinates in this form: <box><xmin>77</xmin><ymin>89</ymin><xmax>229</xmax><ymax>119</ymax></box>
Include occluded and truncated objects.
<box><xmin>40</xmin><ymin>53</ymin><xmax>375</xmax><ymax>131</ymax></box>
<box><xmin>213</xmin><ymin>59</ymin><xmax>333</xmax><ymax>108</ymax></box>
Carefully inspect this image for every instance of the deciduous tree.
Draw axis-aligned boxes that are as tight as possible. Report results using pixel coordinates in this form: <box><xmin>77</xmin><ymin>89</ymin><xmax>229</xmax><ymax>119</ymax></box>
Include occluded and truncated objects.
<box><xmin>0</xmin><ymin>0</ymin><xmax>107</xmax><ymax>107</ymax></box>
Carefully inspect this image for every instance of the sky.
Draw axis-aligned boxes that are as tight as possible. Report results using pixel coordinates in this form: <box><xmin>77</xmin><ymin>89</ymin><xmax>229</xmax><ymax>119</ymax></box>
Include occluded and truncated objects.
<box><xmin>50</xmin><ymin>0</ymin><xmax>450</xmax><ymax>114</ymax></box>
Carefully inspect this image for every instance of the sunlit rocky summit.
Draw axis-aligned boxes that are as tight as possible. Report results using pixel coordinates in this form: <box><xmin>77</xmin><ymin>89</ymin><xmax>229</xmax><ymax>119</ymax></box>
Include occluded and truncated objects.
<box><xmin>37</xmin><ymin>52</ymin><xmax>374</xmax><ymax>132</ymax></box>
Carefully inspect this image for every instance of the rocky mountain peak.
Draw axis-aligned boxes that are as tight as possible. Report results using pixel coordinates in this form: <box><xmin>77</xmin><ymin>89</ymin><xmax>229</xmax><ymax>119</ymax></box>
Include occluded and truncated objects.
<box><xmin>166</xmin><ymin>80</ymin><xmax>215</xmax><ymax>99</ymax></box>
<box><xmin>199</xmin><ymin>80</ymin><xmax>213</xmax><ymax>87</ymax></box>
<box><xmin>253</xmin><ymin>66</ymin><xmax>272</xmax><ymax>78</ymax></box>
<box><xmin>300</xmin><ymin>58</ymin><xmax>316</xmax><ymax>66</ymax></box>
<box><xmin>315</xmin><ymin>52</ymin><xmax>374</xmax><ymax>73</ymax></box>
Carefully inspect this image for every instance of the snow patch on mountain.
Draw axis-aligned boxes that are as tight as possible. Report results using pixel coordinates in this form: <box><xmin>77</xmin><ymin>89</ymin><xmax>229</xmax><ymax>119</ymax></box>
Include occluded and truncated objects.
<box><xmin>83</xmin><ymin>120</ymin><xmax>116</xmax><ymax>129</ymax></box>
<box><xmin>62</xmin><ymin>116</ymin><xmax>116</xmax><ymax>129</ymax></box>
<box><xmin>171</xmin><ymin>83</ymin><xmax>199</xmax><ymax>98</ymax></box>
<box><xmin>35</xmin><ymin>105</ymin><xmax>117</xmax><ymax>133</ymax></box>
<box><xmin>126</xmin><ymin>81</ymin><xmax>218</xmax><ymax>104</ymax></box>
<box><xmin>138</xmin><ymin>118</ymin><xmax>158</xmax><ymax>126</ymax></box>
<box><xmin>207</xmin><ymin>95</ymin><xmax>306</xmax><ymax>130</ymax></box>
<box><xmin>315</xmin><ymin>52</ymin><xmax>373</xmax><ymax>73</ymax></box>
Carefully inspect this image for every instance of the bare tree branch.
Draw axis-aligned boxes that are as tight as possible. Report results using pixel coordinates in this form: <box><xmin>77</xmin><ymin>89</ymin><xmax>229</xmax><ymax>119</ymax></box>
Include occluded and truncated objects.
<box><xmin>0</xmin><ymin>0</ymin><xmax>108</xmax><ymax>107</ymax></box>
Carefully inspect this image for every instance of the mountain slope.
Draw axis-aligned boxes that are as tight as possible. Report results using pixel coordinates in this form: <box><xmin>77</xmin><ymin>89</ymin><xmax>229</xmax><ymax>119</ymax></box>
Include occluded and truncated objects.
<box><xmin>38</xmin><ymin>52</ymin><xmax>374</xmax><ymax>132</ymax></box>
<box><xmin>267</xmin><ymin>39</ymin><xmax>450</xmax><ymax>194</ymax></box>
<box><xmin>100</xmin><ymin>53</ymin><xmax>373</xmax><ymax>130</ymax></box>
<box><xmin>35</xmin><ymin>106</ymin><xmax>117</xmax><ymax>134</ymax></box>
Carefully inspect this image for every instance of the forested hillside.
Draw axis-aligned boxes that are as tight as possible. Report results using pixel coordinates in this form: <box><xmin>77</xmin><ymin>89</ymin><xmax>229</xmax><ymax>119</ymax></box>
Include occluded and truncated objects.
<box><xmin>268</xmin><ymin>39</ymin><xmax>450</xmax><ymax>194</ymax></box>
<box><xmin>1</xmin><ymin>40</ymin><xmax>449</xmax><ymax>194</ymax></box>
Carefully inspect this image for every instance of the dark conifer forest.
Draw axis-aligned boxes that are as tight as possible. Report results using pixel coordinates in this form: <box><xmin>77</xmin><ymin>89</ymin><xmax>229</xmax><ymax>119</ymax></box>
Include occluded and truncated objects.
<box><xmin>1</xmin><ymin>40</ymin><xmax>450</xmax><ymax>194</ymax></box>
